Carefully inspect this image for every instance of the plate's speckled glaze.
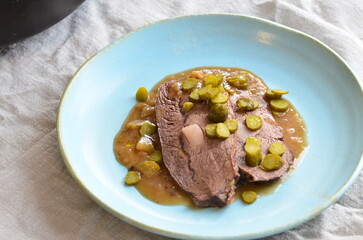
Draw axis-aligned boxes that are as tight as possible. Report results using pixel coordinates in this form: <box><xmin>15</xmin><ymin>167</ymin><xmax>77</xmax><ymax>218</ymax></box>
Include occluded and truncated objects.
<box><xmin>57</xmin><ymin>15</ymin><xmax>363</xmax><ymax>239</ymax></box>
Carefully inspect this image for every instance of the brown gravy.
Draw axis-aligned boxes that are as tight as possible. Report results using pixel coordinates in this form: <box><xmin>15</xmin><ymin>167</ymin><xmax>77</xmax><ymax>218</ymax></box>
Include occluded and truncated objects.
<box><xmin>114</xmin><ymin>67</ymin><xmax>307</xmax><ymax>206</ymax></box>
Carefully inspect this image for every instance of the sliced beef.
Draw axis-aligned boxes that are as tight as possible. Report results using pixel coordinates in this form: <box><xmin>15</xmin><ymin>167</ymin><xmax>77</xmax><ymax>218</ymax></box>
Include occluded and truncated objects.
<box><xmin>155</xmin><ymin>82</ymin><xmax>239</xmax><ymax>207</ymax></box>
<box><xmin>155</xmin><ymin>70</ymin><xmax>295</xmax><ymax>206</ymax></box>
<box><xmin>231</xmin><ymin>73</ymin><xmax>294</xmax><ymax>182</ymax></box>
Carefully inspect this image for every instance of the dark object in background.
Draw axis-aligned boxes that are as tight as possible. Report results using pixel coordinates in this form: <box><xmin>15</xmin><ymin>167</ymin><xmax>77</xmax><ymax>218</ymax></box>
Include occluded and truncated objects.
<box><xmin>0</xmin><ymin>0</ymin><xmax>85</xmax><ymax>47</ymax></box>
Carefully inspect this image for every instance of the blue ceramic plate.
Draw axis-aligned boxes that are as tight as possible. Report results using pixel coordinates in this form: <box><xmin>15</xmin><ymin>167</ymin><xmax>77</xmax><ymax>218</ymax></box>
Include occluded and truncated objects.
<box><xmin>57</xmin><ymin>15</ymin><xmax>363</xmax><ymax>239</ymax></box>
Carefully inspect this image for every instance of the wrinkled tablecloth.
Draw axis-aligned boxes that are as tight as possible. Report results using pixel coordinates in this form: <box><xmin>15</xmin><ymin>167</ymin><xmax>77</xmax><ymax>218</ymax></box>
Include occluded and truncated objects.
<box><xmin>1</xmin><ymin>0</ymin><xmax>362</xmax><ymax>239</ymax></box>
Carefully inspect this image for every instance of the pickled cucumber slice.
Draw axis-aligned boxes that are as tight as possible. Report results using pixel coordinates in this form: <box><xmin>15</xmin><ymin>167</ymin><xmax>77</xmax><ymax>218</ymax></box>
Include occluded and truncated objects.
<box><xmin>260</xmin><ymin>154</ymin><xmax>284</xmax><ymax>171</ymax></box>
<box><xmin>136</xmin><ymin>87</ymin><xmax>148</xmax><ymax>101</ymax></box>
<box><xmin>137</xmin><ymin>161</ymin><xmax>160</xmax><ymax>177</ymax></box>
<box><xmin>268</xmin><ymin>142</ymin><xmax>286</xmax><ymax>156</ymax></box>
<box><xmin>125</xmin><ymin>171</ymin><xmax>141</xmax><ymax>185</ymax></box>
<box><xmin>241</xmin><ymin>191</ymin><xmax>257</xmax><ymax>204</ymax></box>
<box><xmin>244</xmin><ymin>137</ymin><xmax>262</xmax><ymax>167</ymax></box>
<box><xmin>224</xmin><ymin>120</ymin><xmax>238</xmax><ymax>133</ymax></box>
<box><xmin>270</xmin><ymin>99</ymin><xmax>289</xmax><ymax>112</ymax></box>
<box><xmin>245</xmin><ymin>115</ymin><xmax>263</xmax><ymax>131</ymax></box>
<box><xmin>216</xmin><ymin>123</ymin><xmax>230</xmax><ymax>139</ymax></box>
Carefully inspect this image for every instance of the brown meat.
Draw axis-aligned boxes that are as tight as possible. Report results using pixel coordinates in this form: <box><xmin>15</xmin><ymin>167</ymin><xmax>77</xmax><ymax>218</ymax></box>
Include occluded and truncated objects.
<box><xmin>231</xmin><ymin>74</ymin><xmax>294</xmax><ymax>182</ymax></box>
<box><xmin>155</xmin><ymin>70</ymin><xmax>295</xmax><ymax>207</ymax></box>
<box><xmin>155</xmin><ymin>82</ymin><xmax>240</xmax><ymax>207</ymax></box>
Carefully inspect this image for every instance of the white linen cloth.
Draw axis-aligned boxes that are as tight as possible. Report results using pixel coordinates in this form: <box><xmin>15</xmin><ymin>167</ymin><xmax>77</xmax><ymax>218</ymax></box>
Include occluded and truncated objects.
<box><xmin>0</xmin><ymin>0</ymin><xmax>362</xmax><ymax>239</ymax></box>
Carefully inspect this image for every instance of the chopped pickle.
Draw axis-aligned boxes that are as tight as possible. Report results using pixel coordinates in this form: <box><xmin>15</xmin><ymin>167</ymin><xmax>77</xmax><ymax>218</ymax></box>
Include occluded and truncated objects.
<box><xmin>135</xmin><ymin>87</ymin><xmax>148</xmax><ymax>101</ymax></box>
<box><xmin>211</xmin><ymin>93</ymin><xmax>229</xmax><ymax>104</ymax></box>
<box><xmin>261</xmin><ymin>154</ymin><xmax>284</xmax><ymax>171</ymax></box>
<box><xmin>208</xmin><ymin>104</ymin><xmax>228</xmax><ymax>123</ymax></box>
<box><xmin>245</xmin><ymin>115</ymin><xmax>263</xmax><ymax>131</ymax></box>
<box><xmin>268</xmin><ymin>142</ymin><xmax>286</xmax><ymax>156</ymax></box>
<box><xmin>189</xmin><ymin>89</ymin><xmax>200</xmax><ymax>102</ymax></box>
<box><xmin>265</xmin><ymin>89</ymin><xmax>288</xmax><ymax>99</ymax></box>
<box><xmin>272</xmin><ymin>111</ymin><xmax>285</xmax><ymax>117</ymax></box>
<box><xmin>125</xmin><ymin>171</ymin><xmax>141</xmax><ymax>185</ymax></box>
<box><xmin>223</xmin><ymin>82</ymin><xmax>236</xmax><ymax>95</ymax></box>
<box><xmin>237</xmin><ymin>98</ymin><xmax>259</xmax><ymax>111</ymax></box>
<box><xmin>139</xmin><ymin>122</ymin><xmax>156</xmax><ymax>135</ymax></box>
<box><xmin>149</xmin><ymin>150</ymin><xmax>163</xmax><ymax>162</ymax></box>
<box><xmin>208</xmin><ymin>87</ymin><xmax>220</xmax><ymax>99</ymax></box>
<box><xmin>215</xmin><ymin>73</ymin><xmax>224</xmax><ymax>84</ymax></box>
<box><xmin>137</xmin><ymin>161</ymin><xmax>160</xmax><ymax>177</ymax></box>
<box><xmin>272</xmin><ymin>89</ymin><xmax>289</xmax><ymax>95</ymax></box>
<box><xmin>140</xmin><ymin>106</ymin><xmax>155</xmax><ymax>118</ymax></box>
<box><xmin>136</xmin><ymin>136</ymin><xmax>154</xmax><ymax>153</ymax></box>
<box><xmin>216</xmin><ymin>123</ymin><xmax>230</xmax><ymax>139</ymax></box>
<box><xmin>198</xmin><ymin>85</ymin><xmax>213</xmax><ymax>100</ymax></box>
<box><xmin>270</xmin><ymin>99</ymin><xmax>289</xmax><ymax>112</ymax></box>
<box><xmin>127</xmin><ymin>120</ymin><xmax>148</xmax><ymax>129</ymax></box>
<box><xmin>226</xmin><ymin>74</ymin><xmax>248</xmax><ymax>89</ymax></box>
<box><xmin>205</xmin><ymin>124</ymin><xmax>217</xmax><ymax>138</ymax></box>
<box><xmin>241</xmin><ymin>191</ymin><xmax>258</xmax><ymax>204</ymax></box>
<box><xmin>182</xmin><ymin>78</ymin><xmax>198</xmax><ymax>91</ymax></box>
<box><xmin>244</xmin><ymin>137</ymin><xmax>262</xmax><ymax>167</ymax></box>
<box><xmin>183</xmin><ymin>102</ymin><xmax>194</xmax><ymax>112</ymax></box>
<box><xmin>224</xmin><ymin>120</ymin><xmax>238</xmax><ymax>133</ymax></box>
<box><xmin>218</xmin><ymin>84</ymin><xmax>225</xmax><ymax>93</ymax></box>
<box><xmin>265</xmin><ymin>89</ymin><xmax>279</xmax><ymax>99</ymax></box>
<box><xmin>204</xmin><ymin>75</ymin><xmax>219</xmax><ymax>87</ymax></box>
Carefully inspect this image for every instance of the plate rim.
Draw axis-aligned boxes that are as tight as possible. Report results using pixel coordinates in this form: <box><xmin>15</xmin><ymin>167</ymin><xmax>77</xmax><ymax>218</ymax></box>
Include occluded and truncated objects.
<box><xmin>57</xmin><ymin>14</ymin><xmax>363</xmax><ymax>239</ymax></box>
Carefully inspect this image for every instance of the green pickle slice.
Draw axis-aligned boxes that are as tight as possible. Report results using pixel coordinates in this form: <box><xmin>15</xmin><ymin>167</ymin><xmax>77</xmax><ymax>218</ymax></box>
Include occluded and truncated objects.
<box><xmin>224</xmin><ymin>120</ymin><xmax>238</xmax><ymax>133</ymax></box>
<box><xmin>189</xmin><ymin>89</ymin><xmax>200</xmax><ymax>102</ymax></box>
<box><xmin>182</xmin><ymin>78</ymin><xmax>198</xmax><ymax>91</ymax></box>
<box><xmin>127</xmin><ymin>120</ymin><xmax>148</xmax><ymax>129</ymax></box>
<box><xmin>261</xmin><ymin>154</ymin><xmax>284</xmax><ymax>171</ymax></box>
<box><xmin>205</xmin><ymin>124</ymin><xmax>217</xmax><ymax>138</ymax></box>
<box><xmin>272</xmin><ymin>89</ymin><xmax>289</xmax><ymax>95</ymax></box>
<box><xmin>237</xmin><ymin>98</ymin><xmax>259</xmax><ymax>111</ymax></box>
<box><xmin>270</xmin><ymin>99</ymin><xmax>289</xmax><ymax>112</ymax></box>
<box><xmin>215</xmin><ymin>73</ymin><xmax>224</xmax><ymax>84</ymax></box>
<box><xmin>208</xmin><ymin>87</ymin><xmax>220</xmax><ymax>100</ymax></box>
<box><xmin>204</xmin><ymin>75</ymin><xmax>219</xmax><ymax>87</ymax></box>
<box><xmin>139</xmin><ymin>122</ymin><xmax>156</xmax><ymax>135</ymax></box>
<box><xmin>136</xmin><ymin>136</ymin><xmax>154</xmax><ymax>153</ymax></box>
<box><xmin>226</xmin><ymin>74</ymin><xmax>249</xmax><ymax>89</ymax></box>
<box><xmin>265</xmin><ymin>89</ymin><xmax>289</xmax><ymax>99</ymax></box>
<box><xmin>183</xmin><ymin>102</ymin><xmax>194</xmax><ymax>112</ymax></box>
<box><xmin>272</xmin><ymin>111</ymin><xmax>285</xmax><ymax>117</ymax></box>
<box><xmin>223</xmin><ymin>82</ymin><xmax>236</xmax><ymax>95</ymax></box>
<box><xmin>211</xmin><ymin>93</ymin><xmax>229</xmax><ymax>104</ymax></box>
<box><xmin>268</xmin><ymin>142</ymin><xmax>286</xmax><ymax>156</ymax></box>
<box><xmin>149</xmin><ymin>150</ymin><xmax>163</xmax><ymax>162</ymax></box>
<box><xmin>137</xmin><ymin>161</ymin><xmax>161</xmax><ymax>177</ymax></box>
<box><xmin>245</xmin><ymin>115</ymin><xmax>263</xmax><ymax>131</ymax></box>
<box><xmin>135</xmin><ymin>87</ymin><xmax>148</xmax><ymax>101</ymax></box>
<box><xmin>125</xmin><ymin>171</ymin><xmax>141</xmax><ymax>185</ymax></box>
<box><xmin>208</xmin><ymin>104</ymin><xmax>228</xmax><ymax>123</ymax></box>
<box><xmin>198</xmin><ymin>85</ymin><xmax>213</xmax><ymax>100</ymax></box>
<box><xmin>218</xmin><ymin>84</ymin><xmax>225</xmax><ymax>93</ymax></box>
<box><xmin>244</xmin><ymin>137</ymin><xmax>262</xmax><ymax>167</ymax></box>
<box><xmin>205</xmin><ymin>123</ymin><xmax>217</xmax><ymax>138</ymax></box>
<box><xmin>216</xmin><ymin>123</ymin><xmax>230</xmax><ymax>139</ymax></box>
<box><xmin>241</xmin><ymin>191</ymin><xmax>258</xmax><ymax>204</ymax></box>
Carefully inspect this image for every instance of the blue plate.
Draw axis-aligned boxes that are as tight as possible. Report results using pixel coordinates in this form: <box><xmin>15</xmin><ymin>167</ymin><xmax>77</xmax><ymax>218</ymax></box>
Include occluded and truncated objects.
<box><xmin>57</xmin><ymin>15</ymin><xmax>363</xmax><ymax>239</ymax></box>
